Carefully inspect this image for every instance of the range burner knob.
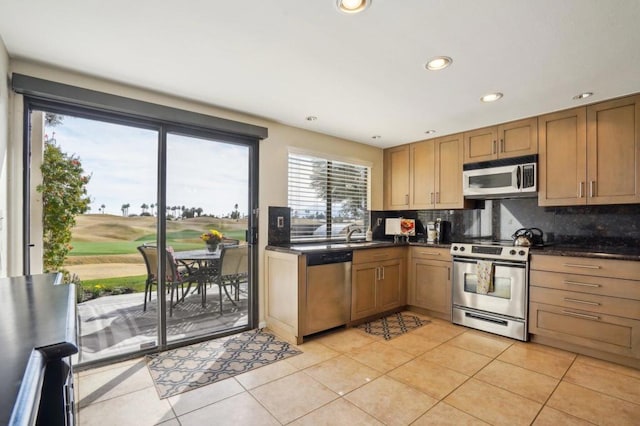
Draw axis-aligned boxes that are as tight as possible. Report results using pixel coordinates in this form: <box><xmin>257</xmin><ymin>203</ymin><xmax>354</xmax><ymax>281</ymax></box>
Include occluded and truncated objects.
<box><xmin>459</xmin><ymin>246</ymin><xmax>465</xmax><ymax>252</ymax></box>
<box><xmin>510</xmin><ymin>249</ymin><xmax>516</xmax><ymax>255</ymax></box>
<box><xmin>518</xmin><ymin>250</ymin><xmax>526</xmax><ymax>256</ymax></box>
<box><xmin>452</xmin><ymin>245</ymin><xmax>458</xmax><ymax>251</ymax></box>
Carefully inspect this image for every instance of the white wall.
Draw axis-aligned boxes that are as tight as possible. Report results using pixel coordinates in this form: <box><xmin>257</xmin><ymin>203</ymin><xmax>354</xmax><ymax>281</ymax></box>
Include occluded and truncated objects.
<box><xmin>0</xmin><ymin>37</ymin><xmax>9</xmax><ymax>277</ymax></box>
<box><xmin>7</xmin><ymin>59</ymin><xmax>384</xmax><ymax>323</ymax></box>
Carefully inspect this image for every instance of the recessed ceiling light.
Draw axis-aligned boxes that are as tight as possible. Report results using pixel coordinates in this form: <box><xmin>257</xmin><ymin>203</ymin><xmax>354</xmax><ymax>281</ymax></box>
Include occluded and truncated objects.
<box><xmin>425</xmin><ymin>130</ymin><xmax>436</xmax><ymax>135</ymax></box>
<box><xmin>425</xmin><ymin>56</ymin><xmax>452</xmax><ymax>71</ymax></box>
<box><xmin>480</xmin><ymin>92</ymin><xmax>503</xmax><ymax>103</ymax></box>
<box><xmin>371</xmin><ymin>135</ymin><xmax>381</xmax><ymax>139</ymax></box>
<box><xmin>305</xmin><ymin>116</ymin><xmax>318</xmax><ymax>121</ymax></box>
<box><xmin>573</xmin><ymin>92</ymin><xmax>593</xmax><ymax>100</ymax></box>
<box><xmin>336</xmin><ymin>0</ymin><xmax>371</xmax><ymax>14</ymax></box>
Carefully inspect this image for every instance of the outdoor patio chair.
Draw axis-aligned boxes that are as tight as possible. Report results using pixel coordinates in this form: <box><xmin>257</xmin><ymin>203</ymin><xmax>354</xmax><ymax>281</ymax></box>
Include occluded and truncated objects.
<box><xmin>137</xmin><ymin>244</ymin><xmax>193</xmax><ymax>316</ymax></box>
<box><xmin>212</xmin><ymin>244</ymin><xmax>248</xmax><ymax>315</ymax></box>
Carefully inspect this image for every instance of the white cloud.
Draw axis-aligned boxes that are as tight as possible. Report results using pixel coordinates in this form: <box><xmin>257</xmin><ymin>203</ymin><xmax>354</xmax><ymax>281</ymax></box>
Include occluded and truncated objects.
<box><xmin>49</xmin><ymin>115</ymin><xmax>249</xmax><ymax>217</ymax></box>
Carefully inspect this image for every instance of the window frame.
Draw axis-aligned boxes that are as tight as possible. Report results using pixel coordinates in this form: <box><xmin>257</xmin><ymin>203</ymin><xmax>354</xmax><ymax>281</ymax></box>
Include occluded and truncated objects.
<box><xmin>288</xmin><ymin>149</ymin><xmax>371</xmax><ymax>243</ymax></box>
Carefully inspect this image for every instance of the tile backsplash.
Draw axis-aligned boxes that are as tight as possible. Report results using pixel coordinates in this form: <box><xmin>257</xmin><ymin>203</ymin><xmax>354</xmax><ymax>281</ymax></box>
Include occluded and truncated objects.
<box><xmin>375</xmin><ymin>198</ymin><xmax>640</xmax><ymax>248</ymax></box>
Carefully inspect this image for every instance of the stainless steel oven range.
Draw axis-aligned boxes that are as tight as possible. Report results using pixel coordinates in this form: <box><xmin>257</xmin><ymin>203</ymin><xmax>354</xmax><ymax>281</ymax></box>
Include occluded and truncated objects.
<box><xmin>450</xmin><ymin>242</ymin><xmax>530</xmax><ymax>341</ymax></box>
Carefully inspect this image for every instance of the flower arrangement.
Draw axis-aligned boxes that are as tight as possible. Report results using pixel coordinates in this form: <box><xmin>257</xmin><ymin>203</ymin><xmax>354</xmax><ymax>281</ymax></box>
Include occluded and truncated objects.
<box><xmin>200</xmin><ymin>229</ymin><xmax>223</xmax><ymax>243</ymax></box>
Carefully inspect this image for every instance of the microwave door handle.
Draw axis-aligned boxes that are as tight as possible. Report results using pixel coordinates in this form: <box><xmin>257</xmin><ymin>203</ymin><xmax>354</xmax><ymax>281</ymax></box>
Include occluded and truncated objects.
<box><xmin>516</xmin><ymin>166</ymin><xmax>521</xmax><ymax>189</ymax></box>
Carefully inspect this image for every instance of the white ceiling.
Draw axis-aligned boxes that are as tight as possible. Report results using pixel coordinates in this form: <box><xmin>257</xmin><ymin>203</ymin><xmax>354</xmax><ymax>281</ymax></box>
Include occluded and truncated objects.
<box><xmin>1</xmin><ymin>0</ymin><xmax>640</xmax><ymax>148</ymax></box>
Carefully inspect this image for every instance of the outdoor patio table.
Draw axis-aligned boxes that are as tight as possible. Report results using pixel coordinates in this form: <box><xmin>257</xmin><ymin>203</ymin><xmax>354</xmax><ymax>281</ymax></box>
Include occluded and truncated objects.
<box><xmin>173</xmin><ymin>249</ymin><xmax>221</xmax><ymax>306</ymax></box>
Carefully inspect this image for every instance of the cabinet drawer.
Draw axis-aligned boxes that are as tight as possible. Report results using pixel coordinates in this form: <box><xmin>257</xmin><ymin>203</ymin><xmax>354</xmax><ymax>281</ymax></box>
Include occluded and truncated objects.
<box><xmin>529</xmin><ymin>302</ymin><xmax>640</xmax><ymax>359</ymax></box>
<box><xmin>531</xmin><ymin>255</ymin><xmax>640</xmax><ymax>281</ymax></box>
<box><xmin>410</xmin><ymin>246</ymin><xmax>451</xmax><ymax>261</ymax></box>
<box><xmin>530</xmin><ymin>270</ymin><xmax>640</xmax><ymax>300</ymax></box>
<box><xmin>530</xmin><ymin>286</ymin><xmax>640</xmax><ymax>319</ymax></box>
<box><xmin>353</xmin><ymin>247</ymin><xmax>405</xmax><ymax>264</ymax></box>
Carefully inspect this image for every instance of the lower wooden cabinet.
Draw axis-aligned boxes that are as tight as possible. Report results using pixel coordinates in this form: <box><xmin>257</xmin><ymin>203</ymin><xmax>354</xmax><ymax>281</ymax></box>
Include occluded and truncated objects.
<box><xmin>529</xmin><ymin>254</ymin><xmax>640</xmax><ymax>367</ymax></box>
<box><xmin>407</xmin><ymin>247</ymin><xmax>452</xmax><ymax>320</ymax></box>
<box><xmin>351</xmin><ymin>247</ymin><xmax>405</xmax><ymax>321</ymax></box>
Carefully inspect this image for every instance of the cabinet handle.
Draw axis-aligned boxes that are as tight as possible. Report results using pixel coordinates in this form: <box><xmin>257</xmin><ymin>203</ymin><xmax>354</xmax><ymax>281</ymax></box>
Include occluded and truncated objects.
<box><xmin>500</xmin><ymin>138</ymin><xmax>504</xmax><ymax>152</ymax></box>
<box><xmin>380</xmin><ymin>266</ymin><xmax>385</xmax><ymax>280</ymax></box>
<box><xmin>430</xmin><ymin>192</ymin><xmax>434</xmax><ymax>204</ymax></box>
<box><xmin>492</xmin><ymin>140</ymin><xmax>497</xmax><ymax>154</ymax></box>
<box><xmin>563</xmin><ymin>263</ymin><xmax>601</xmax><ymax>270</ymax></box>
<box><xmin>372</xmin><ymin>254</ymin><xmax>388</xmax><ymax>259</ymax></box>
<box><xmin>578</xmin><ymin>182</ymin><xmax>584</xmax><ymax>198</ymax></box>
<box><xmin>435</xmin><ymin>192</ymin><xmax>440</xmax><ymax>203</ymax></box>
<box><xmin>589</xmin><ymin>181</ymin><xmax>595</xmax><ymax>198</ymax></box>
<box><xmin>564</xmin><ymin>297</ymin><xmax>601</xmax><ymax>306</ymax></box>
<box><xmin>565</xmin><ymin>280</ymin><xmax>601</xmax><ymax>288</ymax></box>
<box><xmin>448</xmin><ymin>267</ymin><xmax>451</xmax><ymax>281</ymax></box>
<box><xmin>405</xmin><ymin>194</ymin><xmax>409</xmax><ymax>204</ymax></box>
<box><xmin>562</xmin><ymin>310</ymin><xmax>600</xmax><ymax>321</ymax></box>
<box><xmin>419</xmin><ymin>252</ymin><xmax>441</xmax><ymax>256</ymax></box>
<box><xmin>375</xmin><ymin>266</ymin><xmax>380</xmax><ymax>280</ymax></box>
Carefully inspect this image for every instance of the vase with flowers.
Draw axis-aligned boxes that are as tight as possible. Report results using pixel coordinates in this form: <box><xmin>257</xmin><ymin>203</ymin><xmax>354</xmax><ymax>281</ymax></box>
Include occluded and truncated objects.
<box><xmin>201</xmin><ymin>229</ymin><xmax>223</xmax><ymax>252</ymax></box>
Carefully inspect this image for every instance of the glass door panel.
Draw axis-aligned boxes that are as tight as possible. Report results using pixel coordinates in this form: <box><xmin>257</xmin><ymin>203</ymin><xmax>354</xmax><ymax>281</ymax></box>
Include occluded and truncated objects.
<box><xmin>165</xmin><ymin>132</ymin><xmax>250</xmax><ymax>343</ymax></box>
<box><xmin>30</xmin><ymin>110</ymin><xmax>159</xmax><ymax>364</ymax></box>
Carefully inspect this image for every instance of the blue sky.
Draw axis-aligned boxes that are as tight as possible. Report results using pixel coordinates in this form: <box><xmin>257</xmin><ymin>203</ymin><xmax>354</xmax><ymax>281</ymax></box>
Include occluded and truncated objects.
<box><xmin>46</xmin><ymin>114</ymin><xmax>249</xmax><ymax>217</ymax></box>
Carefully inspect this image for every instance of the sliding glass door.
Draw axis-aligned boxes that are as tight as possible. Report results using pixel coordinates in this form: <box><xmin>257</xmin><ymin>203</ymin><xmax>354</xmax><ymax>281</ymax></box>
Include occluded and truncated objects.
<box><xmin>26</xmin><ymin>104</ymin><xmax>256</xmax><ymax>365</ymax></box>
<box><xmin>164</xmin><ymin>131</ymin><xmax>250</xmax><ymax>343</ymax></box>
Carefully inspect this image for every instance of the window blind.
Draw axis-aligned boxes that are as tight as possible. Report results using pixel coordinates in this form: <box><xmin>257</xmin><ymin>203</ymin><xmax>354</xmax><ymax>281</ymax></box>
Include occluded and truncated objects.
<box><xmin>288</xmin><ymin>152</ymin><xmax>370</xmax><ymax>242</ymax></box>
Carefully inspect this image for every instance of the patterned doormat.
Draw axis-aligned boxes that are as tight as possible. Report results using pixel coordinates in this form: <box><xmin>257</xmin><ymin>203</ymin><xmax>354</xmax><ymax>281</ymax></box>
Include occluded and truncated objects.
<box><xmin>146</xmin><ymin>329</ymin><xmax>301</xmax><ymax>398</ymax></box>
<box><xmin>357</xmin><ymin>312</ymin><xmax>429</xmax><ymax>340</ymax></box>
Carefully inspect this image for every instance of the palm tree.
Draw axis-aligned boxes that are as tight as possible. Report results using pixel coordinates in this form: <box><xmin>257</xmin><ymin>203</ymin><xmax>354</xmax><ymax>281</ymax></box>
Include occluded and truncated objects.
<box><xmin>141</xmin><ymin>203</ymin><xmax>149</xmax><ymax>214</ymax></box>
<box><xmin>121</xmin><ymin>204</ymin><xmax>127</xmax><ymax>216</ymax></box>
<box><xmin>100</xmin><ymin>204</ymin><xmax>106</xmax><ymax>214</ymax></box>
<box><xmin>150</xmin><ymin>203</ymin><xmax>155</xmax><ymax>216</ymax></box>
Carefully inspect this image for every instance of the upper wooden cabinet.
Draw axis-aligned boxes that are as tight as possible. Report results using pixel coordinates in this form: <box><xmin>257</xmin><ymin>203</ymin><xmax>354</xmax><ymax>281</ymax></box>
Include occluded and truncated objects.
<box><xmin>383</xmin><ymin>145</ymin><xmax>410</xmax><ymax>209</ymax></box>
<box><xmin>539</xmin><ymin>95</ymin><xmax>640</xmax><ymax>206</ymax></box>
<box><xmin>385</xmin><ymin>133</ymin><xmax>467</xmax><ymax>210</ymax></box>
<box><xmin>463</xmin><ymin>117</ymin><xmax>538</xmax><ymax>164</ymax></box>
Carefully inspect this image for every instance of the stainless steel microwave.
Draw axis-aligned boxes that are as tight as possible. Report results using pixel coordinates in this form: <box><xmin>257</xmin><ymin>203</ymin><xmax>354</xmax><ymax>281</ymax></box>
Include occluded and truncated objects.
<box><xmin>463</xmin><ymin>155</ymin><xmax>537</xmax><ymax>199</ymax></box>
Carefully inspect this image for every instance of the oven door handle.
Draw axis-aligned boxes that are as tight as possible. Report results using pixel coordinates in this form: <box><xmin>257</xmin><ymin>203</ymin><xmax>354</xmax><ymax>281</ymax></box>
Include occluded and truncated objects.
<box><xmin>452</xmin><ymin>258</ymin><xmax>526</xmax><ymax>269</ymax></box>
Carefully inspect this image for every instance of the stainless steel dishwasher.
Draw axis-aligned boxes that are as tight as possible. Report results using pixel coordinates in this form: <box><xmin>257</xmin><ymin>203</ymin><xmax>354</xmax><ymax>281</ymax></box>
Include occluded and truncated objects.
<box><xmin>303</xmin><ymin>250</ymin><xmax>353</xmax><ymax>336</ymax></box>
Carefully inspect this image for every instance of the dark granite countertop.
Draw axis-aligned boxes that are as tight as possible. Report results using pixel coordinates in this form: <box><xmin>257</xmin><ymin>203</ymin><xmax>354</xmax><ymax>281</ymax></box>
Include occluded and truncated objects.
<box><xmin>530</xmin><ymin>245</ymin><xmax>640</xmax><ymax>262</ymax></box>
<box><xmin>266</xmin><ymin>241</ymin><xmax>639</xmax><ymax>261</ymax></box>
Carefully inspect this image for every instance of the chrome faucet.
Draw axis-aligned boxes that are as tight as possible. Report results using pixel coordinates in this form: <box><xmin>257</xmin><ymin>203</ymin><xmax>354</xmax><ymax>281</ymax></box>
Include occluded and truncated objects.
<box><xmin>346</xmin><ymin>227</ymin><xmax>362</xmax><ymax>242</ymax></box>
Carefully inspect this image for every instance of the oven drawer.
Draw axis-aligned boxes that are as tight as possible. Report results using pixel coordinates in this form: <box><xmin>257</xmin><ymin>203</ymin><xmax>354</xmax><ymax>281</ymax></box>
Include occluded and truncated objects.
<box><xmin>530</xmin><ymin>270</ymin><xmax>640</xmax><ymax>300</ymax></box>
<box><xmin>531</xmin><ymin>255</ymin><xmax>640</xmax><ymax>281</ymax></box>
<box><xmin>529</xmin><ymin>302</ymin><xmax>640</xmax><ymax>359</ymax></box>
<box><xmin>530</xmin><ymin>286</ymin><xmax>640</xmax><ymax>319</ymax></box>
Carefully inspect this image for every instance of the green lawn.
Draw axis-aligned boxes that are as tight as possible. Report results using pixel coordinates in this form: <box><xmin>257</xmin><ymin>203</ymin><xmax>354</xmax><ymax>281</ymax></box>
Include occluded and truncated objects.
<box><xmin>69</xmin><ymin>229</ymin><xmax>246</xmax><ymax>256</ymax></box>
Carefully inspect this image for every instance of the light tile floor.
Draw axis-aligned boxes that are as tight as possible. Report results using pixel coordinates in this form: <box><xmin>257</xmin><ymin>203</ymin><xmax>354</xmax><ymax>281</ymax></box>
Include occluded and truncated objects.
<box><xmin>76</xmin><ymin>313</ymin><xmax>640</xmax><ymax>425</ymax></box>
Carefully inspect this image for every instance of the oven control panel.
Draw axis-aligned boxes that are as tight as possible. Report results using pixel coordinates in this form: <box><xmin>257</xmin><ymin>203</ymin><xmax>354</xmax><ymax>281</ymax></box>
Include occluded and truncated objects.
<box><xmin>450</xmin><ymin>243</ymin><xmax>529</xmax><ymax>261</ymax></box>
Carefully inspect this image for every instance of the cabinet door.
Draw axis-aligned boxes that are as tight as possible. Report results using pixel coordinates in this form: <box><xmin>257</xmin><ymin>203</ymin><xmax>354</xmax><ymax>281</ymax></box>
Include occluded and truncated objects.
<box><xmin>587</xmin><ymin>95</ymin><xmax>640</xmax><ymax>205</ymax></box>
<box><xmin>538</xmin><ymin>107</ymin><xmax>587</xmax><ymax>206</ymax></box>
<box><xmin>409</xmin><ymin>140</ymin><xmax>436</xmax><ymax>209</ymax></box>
<box><xmin>409</xmin><ymin>259</ymin><xmax>451</xmax><ymax>316</ymax></box>
<box><xmin>351</xmin><ymin>263</ymin><xmax>379</xmax><ymax>320</ymax></box>
<box><xmin>377</xmin><ymin>259</ymin><xmax>404</xmax><ymax>312</ymax></box>
<box><xmin>463</xmin><ymin>126</ymin><xmax>498</xmax><ymax>163</ymax></box>
<box><xmin>498</xmin><ymin>117</ymin><xmax>538</xmax><ymax>159</ymax></box>
<box><xmin>384</xmin><ymin>146</ymin><xmax>410</xmax><ymax>210</ymax></box>
<box><xmin>435</xmin><ymin>133</ymin><xmax>465</xmax><ymax>209</ymax></box>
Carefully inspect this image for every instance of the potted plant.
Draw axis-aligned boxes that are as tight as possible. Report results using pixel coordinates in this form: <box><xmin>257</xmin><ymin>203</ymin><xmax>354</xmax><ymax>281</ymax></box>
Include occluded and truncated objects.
<box><xmin>200</xmin><ymin>229</ymin><xmax>223</xmax><ymax>252</ymax></box>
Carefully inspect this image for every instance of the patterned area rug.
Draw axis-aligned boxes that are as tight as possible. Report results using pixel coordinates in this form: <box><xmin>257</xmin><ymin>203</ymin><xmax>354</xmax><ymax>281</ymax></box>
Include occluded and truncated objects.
<box><xmin>146</xmin><ymin>329</ymin><xmax>301</xmax><ymax>398</ymax></box>
<box><xmin>357</xmin><ymin>312</ymin><xmax>429</xmax><ymax>340</ymax></box>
